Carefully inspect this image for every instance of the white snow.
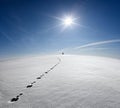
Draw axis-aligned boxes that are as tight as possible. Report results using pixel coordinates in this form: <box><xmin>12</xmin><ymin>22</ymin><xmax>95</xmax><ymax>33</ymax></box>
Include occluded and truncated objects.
<box><xmin>0</xmin><ymin>55</ymin><xmax>120</xmax><ymax>108</ymax></box>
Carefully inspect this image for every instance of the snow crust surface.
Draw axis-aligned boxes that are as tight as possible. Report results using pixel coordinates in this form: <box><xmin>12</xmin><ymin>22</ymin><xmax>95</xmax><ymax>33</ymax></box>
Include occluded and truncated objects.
<box><xmin>0</xmin><ymin>55</ymin><xmax>120</xmax><ymax>108</ymax></box>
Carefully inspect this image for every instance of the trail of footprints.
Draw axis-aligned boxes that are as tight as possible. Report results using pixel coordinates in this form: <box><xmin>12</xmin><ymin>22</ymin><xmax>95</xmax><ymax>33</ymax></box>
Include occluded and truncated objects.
<box><xmin>9</xmin><ymin>58</ymin><xmax>61</xmax><ymax>103</ymax></box>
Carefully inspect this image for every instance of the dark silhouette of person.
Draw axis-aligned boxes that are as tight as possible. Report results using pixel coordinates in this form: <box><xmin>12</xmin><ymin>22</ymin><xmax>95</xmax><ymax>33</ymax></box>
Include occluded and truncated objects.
<box><xmin>62</xmin><ymin>52</ymin><xmax>64</xmax><ymax>55</ymax></box>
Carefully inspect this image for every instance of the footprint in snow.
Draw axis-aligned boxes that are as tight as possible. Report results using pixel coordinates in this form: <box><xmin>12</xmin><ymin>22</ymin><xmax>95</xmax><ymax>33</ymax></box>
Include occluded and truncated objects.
<box><xmin>26</xmin><ymin>84</ymin><xmax>33</xmax><ymax>88</ymax></box>
<box><xmin>31</xmin><ymin>81</ymin><xmax>36</xmax><ymax>84</ymax></box>
<box><xmin>10</xmin><ymin>96</ymin><xmax>19</xmax><ymax>102</ymax></box>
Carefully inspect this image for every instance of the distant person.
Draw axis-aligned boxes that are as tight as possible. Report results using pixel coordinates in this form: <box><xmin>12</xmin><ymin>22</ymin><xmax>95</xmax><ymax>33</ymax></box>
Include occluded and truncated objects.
<box><xmin>62</xmin><ymin>52</ymin><xmax>64</xmax><ymax>55</ymax></box>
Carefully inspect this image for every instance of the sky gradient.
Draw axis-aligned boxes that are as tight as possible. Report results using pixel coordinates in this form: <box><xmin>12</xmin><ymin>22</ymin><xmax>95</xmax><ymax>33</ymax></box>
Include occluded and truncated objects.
<box><xmin>0</xmin><ymin>0</ymin><xmax>120</xmax><ymax>58</ymax></box>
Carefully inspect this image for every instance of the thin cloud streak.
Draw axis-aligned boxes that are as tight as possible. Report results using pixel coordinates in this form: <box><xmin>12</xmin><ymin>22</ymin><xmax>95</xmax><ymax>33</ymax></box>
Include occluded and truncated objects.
<box><xmin>74</xmin><ymin>39</ymin><xmax>120</xmax><ymax>50</ymax></box>
<box><xmin>1</xmin><ymin>31</ymin><xmax>14</xmax><ymax>42</ymax></box>
<box><xmin>58</xmin><ymin>39</ymin><xmax>120</xmax><ymax>53</ymax></box>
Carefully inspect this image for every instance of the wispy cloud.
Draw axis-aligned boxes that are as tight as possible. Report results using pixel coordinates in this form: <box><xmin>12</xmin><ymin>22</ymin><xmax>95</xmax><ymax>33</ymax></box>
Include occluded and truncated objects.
<box><xmin>74</xmin><ymin>39</ymin><xmax>120</xmax><ymax>50</ymax></box>
<box><xmin>1</xmin><ymin>31</ymin><xmax>14</xmax><ymax>42</ymax></box>
<box><xmin>58</xmin><ymin>39</ymin><xmax>120</xmax><ymax>53</ymax></box>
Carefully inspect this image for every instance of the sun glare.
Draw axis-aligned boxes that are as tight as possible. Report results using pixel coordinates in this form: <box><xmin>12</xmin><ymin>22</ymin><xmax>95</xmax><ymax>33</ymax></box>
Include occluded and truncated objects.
<box><xmin>51</xmin><ymin>14</ymin><xmax>79</xmax><ymax>31</ymax></box>
<box><xmin>63</xmin><ymin>17</ymin><xmax>73</xmax><ymax>26</ymax></box>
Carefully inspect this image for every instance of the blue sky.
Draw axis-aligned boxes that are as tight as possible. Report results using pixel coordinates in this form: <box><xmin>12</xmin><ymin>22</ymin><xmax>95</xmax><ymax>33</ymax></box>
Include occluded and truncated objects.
<box><xmin>0</xmin><ymin>0</ymin><xmax>120</xmax><ymax>58</ymax></box>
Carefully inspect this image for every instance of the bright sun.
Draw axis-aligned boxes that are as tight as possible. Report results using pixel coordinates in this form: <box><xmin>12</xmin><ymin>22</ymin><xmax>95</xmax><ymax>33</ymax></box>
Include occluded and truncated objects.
<box><xmin>63</xmin><ymin>17</ymin><xmax>74</xmax><ymax>26</ymax></box>
<box><xmin>51</xmin><ymin>14</ymin><xmax>79</xmax><ymax>31</ymax></box>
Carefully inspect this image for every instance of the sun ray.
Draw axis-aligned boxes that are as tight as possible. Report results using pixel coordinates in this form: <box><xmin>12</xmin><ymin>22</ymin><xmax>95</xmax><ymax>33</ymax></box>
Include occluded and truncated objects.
<box><xmin>47</xmin><ymin>14</ymin><xmax>82</xmax><ymax>32</ymax></box>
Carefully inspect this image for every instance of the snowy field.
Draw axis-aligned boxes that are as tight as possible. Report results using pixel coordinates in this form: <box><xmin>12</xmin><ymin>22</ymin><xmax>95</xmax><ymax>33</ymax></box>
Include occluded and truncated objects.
<box><xmin>0</xmin><ymin>55</ymin><xmax>120</xmax><ymax>108</ymax></box>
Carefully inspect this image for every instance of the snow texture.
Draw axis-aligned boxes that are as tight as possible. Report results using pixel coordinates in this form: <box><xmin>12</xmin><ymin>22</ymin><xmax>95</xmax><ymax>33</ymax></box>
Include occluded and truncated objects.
<box><xmin>0</xmin><ymin>55</ymin><xmax>120</xmax><ymax>108</ymax></box>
